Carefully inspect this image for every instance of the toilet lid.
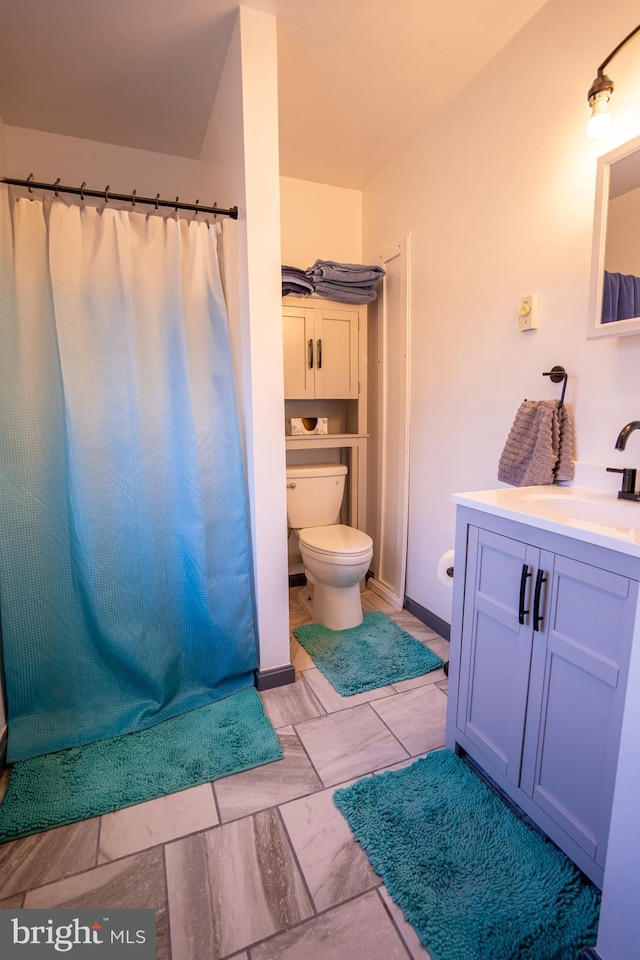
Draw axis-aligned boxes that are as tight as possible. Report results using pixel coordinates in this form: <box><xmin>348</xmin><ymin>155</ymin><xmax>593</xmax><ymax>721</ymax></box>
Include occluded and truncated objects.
<box><xmin>299</xmin><ymin>524</ymin><xmax>373</xmax><ymax>558</ymax></box>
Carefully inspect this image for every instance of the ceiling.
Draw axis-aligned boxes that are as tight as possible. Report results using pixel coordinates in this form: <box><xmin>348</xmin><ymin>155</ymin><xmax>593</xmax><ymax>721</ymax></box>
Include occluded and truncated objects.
<box><xmin>0</xmin><ymin>0</ymin><xmax>550</xmax><ymax>189</ymax></box>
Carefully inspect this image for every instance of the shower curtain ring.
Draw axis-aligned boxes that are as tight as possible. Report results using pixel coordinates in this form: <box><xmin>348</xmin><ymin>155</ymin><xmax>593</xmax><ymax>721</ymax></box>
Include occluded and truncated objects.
<box><xmin>53</xmin><ymin>178</ymin><xmax>61</xmax><ymax>197</ymax></box>
<box><xmin>104</xmin><ymin>185</ymin><xmax>110</xmax><ymax>204</ymax></box>
<box><xmin>213</xmin><ymin>201</ymin><xmax>218</xmax><ymax>219</ymax></box>
<box><xmin>26</xmin><ymin>173</ymin><xmax>34</xmax><ymax>193</ymax></box>
<box><xmin>155</xmin><ymin>194</ymin><xmax>160</xmax><ymax>210</ymax></box>
<box><xmin>175</xmin><ymin>196</ymin><xmax>180</xmax><ymax>213</ymax></box>
<box><xmin>131</xmin><ymin>189</ymin><xmax>136</xmax><ymax>207</ymax></box>
<box><xmin>194</xmin><ymin>199</ymin><xmax>200</xmax><ymax>218</ymax></box>
<box><xmin>80</xmin><ymin>181</ymin><xmax>86</xmax><ymax>201</ymax></box>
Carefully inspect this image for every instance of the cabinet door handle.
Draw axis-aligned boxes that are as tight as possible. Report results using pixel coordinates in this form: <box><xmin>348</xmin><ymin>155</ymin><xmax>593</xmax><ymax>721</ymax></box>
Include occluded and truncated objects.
<box><xmin>308</xmin><ymin>338</ymin><xmax>314</xmax><ymax>369</ymax></box>
<box><xmin>533</xmin><ymin>569</ymin><xmax>547</xmax><ymax>631</ymax></box>
<box><xmin>518</xmin><ymin>563</ymin><xmax>531</xmax><ymax>624</ymax></box>
<box><xmin>317</xmin><ymin>338</ymin><xmax>322</xmax><ymax>368</ymax></box>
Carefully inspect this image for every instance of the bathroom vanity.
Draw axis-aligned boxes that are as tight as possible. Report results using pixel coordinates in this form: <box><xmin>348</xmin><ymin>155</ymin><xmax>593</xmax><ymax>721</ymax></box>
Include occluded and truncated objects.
<box><xmin>446</xmin><ymin>486</ymin><xmax>640</xmax><ymax>888</ymax></box>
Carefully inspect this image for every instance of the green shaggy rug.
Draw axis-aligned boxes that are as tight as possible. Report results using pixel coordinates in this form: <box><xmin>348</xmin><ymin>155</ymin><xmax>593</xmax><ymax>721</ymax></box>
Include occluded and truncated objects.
<box><xmin>0</xmin><ymin>686</ymin><xmax>282</xmax><ymax>842</ymax></box>
<box><xmin>334</xmin><ymin>749</ymin><xmax>600</xmax><ymax>960</ymax></box>
<box><xmin>294</xmin><ymin>610</ymin><xmax>443</xmax><ymax>695</ymax></box>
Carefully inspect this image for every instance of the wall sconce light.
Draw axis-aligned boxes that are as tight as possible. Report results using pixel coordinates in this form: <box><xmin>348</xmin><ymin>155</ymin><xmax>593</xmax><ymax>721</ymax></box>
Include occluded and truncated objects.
<box><xmin>587</xmin><ymin>24</ymin><xmax>640</xmax><ymax>138</ymax></box>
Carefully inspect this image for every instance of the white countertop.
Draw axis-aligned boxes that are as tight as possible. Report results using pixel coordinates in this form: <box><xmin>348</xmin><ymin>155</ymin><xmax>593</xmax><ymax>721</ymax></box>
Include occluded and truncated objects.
<box><xmin>452</xmin><ymin>485</ymin><xmax>640</xmax><ymax>559</ymax></box>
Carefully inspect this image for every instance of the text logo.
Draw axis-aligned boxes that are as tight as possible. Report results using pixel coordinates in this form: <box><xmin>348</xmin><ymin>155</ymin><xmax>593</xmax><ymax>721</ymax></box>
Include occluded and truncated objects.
<box><xmin>0</xmin><ymin>910</ymin><xmax>155</xmax><ymax>958</ymax></box>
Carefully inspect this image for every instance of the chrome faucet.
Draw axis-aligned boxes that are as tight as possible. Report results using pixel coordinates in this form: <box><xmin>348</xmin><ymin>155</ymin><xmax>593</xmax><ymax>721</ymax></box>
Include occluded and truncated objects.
<box><xmin>607</xmin><ymin>422</ymin><xmax>640</xmax><ymax>501</ymax></box>
<box><xmin>615</xmin><ymin>421</ymin><xmax>640</xmax><ymax>450</ymax></box>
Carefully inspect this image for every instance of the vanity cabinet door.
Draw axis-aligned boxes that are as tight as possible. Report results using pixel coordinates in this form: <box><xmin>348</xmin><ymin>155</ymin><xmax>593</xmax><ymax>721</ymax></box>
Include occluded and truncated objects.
<box><xmin>457</xmin><ymin>526</ymin><xmax>539</xmax><ymax>784</ymax></box>
<box><xmin>520</xmin><ymin>552</ymin><xmax>637</xmax><ymax>867</ymax></box>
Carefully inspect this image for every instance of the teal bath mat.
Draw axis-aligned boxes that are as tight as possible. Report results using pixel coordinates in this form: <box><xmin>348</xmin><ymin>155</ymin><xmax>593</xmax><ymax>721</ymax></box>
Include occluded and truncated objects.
<box><xmin>334</xmin><ymin>749</ymin><xmax>600</xmax><ymax>960</ymax></box>
<box><xmin>294</xmin><ymin>610</ymin><xmax>443</xmax><ymax>695</ymax></box>
<box><xmin>0</xmin><ymin>686</ymin><xmax>282</xmax><ymax>842</ymax></box>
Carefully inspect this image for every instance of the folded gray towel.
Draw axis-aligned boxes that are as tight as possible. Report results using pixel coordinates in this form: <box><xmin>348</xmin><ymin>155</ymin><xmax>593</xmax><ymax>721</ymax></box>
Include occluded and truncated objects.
<box><xmin>307</xmin><ymin>259</ymin><xmax>385</xmax><ymax>284</ymax></box>
<box><xmin>313</xmin><ymin>281</ymin><xmax>378</xmax><ymax>303</ymax></box>
<box><xmin>498</xmin><ymin>400</ymin><xmax>575</xmax><ymax>487</ymax></box>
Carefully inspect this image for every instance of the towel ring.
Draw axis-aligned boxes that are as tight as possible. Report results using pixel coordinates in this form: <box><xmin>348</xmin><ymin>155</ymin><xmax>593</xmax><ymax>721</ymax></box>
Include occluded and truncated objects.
<box><xmin>543</xmin><ymin>365</ymin><xmax>568</xmax><ymax>407</ymax></box>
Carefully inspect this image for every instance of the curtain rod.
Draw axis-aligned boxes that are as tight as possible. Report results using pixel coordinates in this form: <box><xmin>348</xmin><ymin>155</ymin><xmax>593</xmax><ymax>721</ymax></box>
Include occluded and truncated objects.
<box><xmin>0</xmin><ymin>175</ymin><xmax>238</xmax><ymax>219</ymax></box>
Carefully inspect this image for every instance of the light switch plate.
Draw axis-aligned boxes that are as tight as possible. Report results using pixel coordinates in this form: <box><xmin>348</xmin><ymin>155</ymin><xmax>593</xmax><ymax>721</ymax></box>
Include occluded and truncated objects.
<box><xmin>518</xmin><ymin>294</ymin><xmax>538</xmax><ymax>331</ymax></box>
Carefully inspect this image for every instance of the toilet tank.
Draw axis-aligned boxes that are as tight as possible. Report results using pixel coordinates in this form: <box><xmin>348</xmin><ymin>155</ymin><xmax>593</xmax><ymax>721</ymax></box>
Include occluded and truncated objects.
<box><xmin>286</xmin><ymin>463</ymin><xmax>347</xmax><ymax>528</ymax></box>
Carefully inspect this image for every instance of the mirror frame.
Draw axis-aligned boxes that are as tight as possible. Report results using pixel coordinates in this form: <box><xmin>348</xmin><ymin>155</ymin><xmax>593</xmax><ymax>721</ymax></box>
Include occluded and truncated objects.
<box><xmin>588</xmin><ymin>133</ymin><xmax>640</xmax><ymax>340</ymax></box>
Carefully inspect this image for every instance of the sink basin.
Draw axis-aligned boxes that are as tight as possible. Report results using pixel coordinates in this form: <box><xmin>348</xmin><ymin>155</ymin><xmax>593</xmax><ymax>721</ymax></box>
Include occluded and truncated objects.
<box><xmin>521</xmin><ymin>492</ymin><xmax>640</xmax><ymax>535</ymax></box>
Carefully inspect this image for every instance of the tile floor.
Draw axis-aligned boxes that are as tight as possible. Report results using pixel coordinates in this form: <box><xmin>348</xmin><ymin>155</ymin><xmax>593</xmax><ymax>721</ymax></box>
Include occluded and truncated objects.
<box><xmin>0</xmin><ymin>587</ymin><xmax>450</xmax><ymax>960</ymax></box>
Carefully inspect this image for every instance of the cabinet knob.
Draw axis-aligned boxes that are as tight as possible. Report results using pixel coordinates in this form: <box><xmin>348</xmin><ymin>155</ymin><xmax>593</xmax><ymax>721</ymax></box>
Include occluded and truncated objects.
<box><xmin>287</xmin><ymin>482</ymin><xmax>296</xmax><ymax>489</ymax></box>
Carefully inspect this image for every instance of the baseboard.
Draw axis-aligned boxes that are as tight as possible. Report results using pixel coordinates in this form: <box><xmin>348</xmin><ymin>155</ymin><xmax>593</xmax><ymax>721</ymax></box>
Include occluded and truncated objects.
<box><xmin>579</xmin><ymin>949</ymin><xmax>602</xmax><ymax>960</ymax></box>
<box><xmin>254</xmin><ymin>664</ymin><xmax>296</xmax><ymax>691</ymax></box>
<box><xmin>403</xmin><ymin>595</ymin><xmax>451</xmax><ymax>641</ymax></box>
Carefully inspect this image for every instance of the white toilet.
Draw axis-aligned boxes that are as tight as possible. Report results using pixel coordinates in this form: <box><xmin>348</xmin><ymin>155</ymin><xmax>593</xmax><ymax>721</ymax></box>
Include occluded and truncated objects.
<box><xmin>286</xmin><ymin>463</ymin><xmax>373</xmax><ymax>631</ymax></box>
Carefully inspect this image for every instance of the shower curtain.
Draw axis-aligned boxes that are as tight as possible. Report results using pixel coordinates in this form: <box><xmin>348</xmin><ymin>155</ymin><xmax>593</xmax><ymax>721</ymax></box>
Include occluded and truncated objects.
<box><xmin>0</xmin><ymin>185</ymin><xmax>257</xmax><ymax>762</ymax></box>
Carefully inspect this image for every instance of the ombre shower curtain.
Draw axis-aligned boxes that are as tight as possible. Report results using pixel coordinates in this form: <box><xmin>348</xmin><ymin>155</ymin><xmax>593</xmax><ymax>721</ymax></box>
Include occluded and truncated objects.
<box><xmin>0</xmin><ymin>185</ymin><xmax>257</xmax><ymax>762</ymax></box>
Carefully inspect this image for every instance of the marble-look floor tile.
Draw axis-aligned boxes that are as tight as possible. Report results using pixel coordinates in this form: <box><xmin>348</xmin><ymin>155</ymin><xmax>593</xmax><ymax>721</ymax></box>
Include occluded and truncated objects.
<box><xmin>251</xmin><ymin>889</ymin><xmax>410</xmax><ymax>960</ymax></box>
<box><xmin>290</xmin><ymin>638</ymin><xmax>315</xmax><ymax>675</ymax></box>
<box><xmin>0</xmin><ymin>818</ymin><xmax>99</xmax><ymax>898</ymax></box>
<box><xmin>386</xmin><ymin>608</ymin><xmax>437</xmax><ymax>633</ymax></box>
<box><xmin>260</xmin><ymin>676</ymin><xmax>325</xmax><ymax>728</ymax></box>
<box><xmin>391</xmin><ymin>665</ymin><xmax>447</xmax><ymax>693</ymax></box>
<box><xmin>294</xmin><ymin>703</ymin><xmax>408</xmax><ymax>786</ymax></box>
<box><xmin>214</xmin><ymin>727</ymin><xmax>321</xmax><ymax>822</ymax></box>
<box><xmin>98</xmin><ymin>782</ymin><xmax>218</xmax><ymax>862</ymax></box>
<box><xmin>0</xmin><ymin>893</ymin><xmax>24</xmax><ymax>908</ymax></box>
<box><xmin>361</xmin><ymin>592</ymin><xmax>396</xmax><ymax>615</ymax></box>
<box><xmin>165</xmin><ymin>808</ymin><xmax>313</xmax><ymax>959</ymax></box>
<box><xmin>370</xmin><ymin>684</ymin><xmax>448</xmax><ymax>757</ymax></box>
<box><xmin>24</xmin><ymin>847</ymin><xmax>169</xmax><ymax>960</ymax></box>
<box><xmin>379</xmin><ymin>887</ymin><xmax>432</xmax><ymax>959</ymax></box>
<box><xmin>280</xmin><ymin>784</ymin><xmax>379</xmax><ymax>911</ymax></box>
<box><xmin>302</xmin><ymin>666</ymin><xmax>396</xmax><ymax>714</ymax></box>
<box><xmin>436</xmin><ymin>678</ymin><xmax>448</xmax><ymax>695</ymax></box>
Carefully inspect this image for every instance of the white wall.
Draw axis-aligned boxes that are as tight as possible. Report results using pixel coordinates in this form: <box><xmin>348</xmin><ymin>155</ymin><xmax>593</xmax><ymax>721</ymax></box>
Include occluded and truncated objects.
<box><xmin>363</xmin><ymin>1</ymin><xmax>640</xmax><ymax>955</ymax></box>
<box><xmin>201</xmin><ymin>7</ymin><xmax>290</xmax><ymax>675</ymax></box>
<box><xmin>4</xmin><ymin>126</ymin><xmax>201</xmax><ymax>199</ymax></box>
<box><xmin>364</xmin><ymin>0</ymin><xmax>640</xmax><ymax>624</ymax></box>
<box><xmin>280</xmin><ymin>177</ymin><xmax>362</xmax><ymax>267</ymax></box>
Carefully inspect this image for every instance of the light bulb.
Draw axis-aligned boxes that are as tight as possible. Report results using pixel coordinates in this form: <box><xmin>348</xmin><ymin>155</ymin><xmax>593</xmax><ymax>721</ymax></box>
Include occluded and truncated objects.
<box><xmin>587</xmin><ymin>94</ymin><xmax>613</xmax><ymax>138</ymax></box>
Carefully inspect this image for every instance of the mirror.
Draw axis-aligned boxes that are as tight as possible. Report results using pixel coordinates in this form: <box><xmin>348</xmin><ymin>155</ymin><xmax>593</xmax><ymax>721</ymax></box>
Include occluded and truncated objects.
<box><xmin>588</xmin><ymin>133</ymin><xmax>640</xmax><ymax>339</ymax></box>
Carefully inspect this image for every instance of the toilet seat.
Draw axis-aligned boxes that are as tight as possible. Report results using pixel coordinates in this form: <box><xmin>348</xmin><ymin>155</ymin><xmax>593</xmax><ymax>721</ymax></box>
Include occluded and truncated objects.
<box><xmin>299</xmin><ymin>524</ymin><xmax>373</xmax><ymax>562</ymax></box>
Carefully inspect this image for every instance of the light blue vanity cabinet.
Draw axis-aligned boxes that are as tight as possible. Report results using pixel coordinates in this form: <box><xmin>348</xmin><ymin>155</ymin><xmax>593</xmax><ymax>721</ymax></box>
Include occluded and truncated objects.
<box><xmin>447</xmin><ymin>503</ymin><xmax>639</xmax><ymax>888</ymax></box>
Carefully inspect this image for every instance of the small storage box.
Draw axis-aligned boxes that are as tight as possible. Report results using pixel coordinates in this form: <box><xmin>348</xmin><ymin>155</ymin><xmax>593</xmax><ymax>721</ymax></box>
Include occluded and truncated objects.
<box><xmin>286</xmin><ymin>417</ymin><xmax>329</xmax><ymax>436</ymax></box>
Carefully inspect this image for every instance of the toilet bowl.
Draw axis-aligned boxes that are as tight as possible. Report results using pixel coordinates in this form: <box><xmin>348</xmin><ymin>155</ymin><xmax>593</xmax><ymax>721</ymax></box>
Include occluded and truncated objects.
<box><xmin>286</xmin><ymin>463</ymin><xmax>373</xmax><ymax>631</ymax></box>
<box><xmin>299</xmin><ymin>524</ymin><xmax>373</xmax><ymax>630</ymax></box>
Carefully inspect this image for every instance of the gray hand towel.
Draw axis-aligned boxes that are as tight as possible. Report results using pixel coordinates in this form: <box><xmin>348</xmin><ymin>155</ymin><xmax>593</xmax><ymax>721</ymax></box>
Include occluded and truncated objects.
<box><xmin>498</xmin><ymin>400</ymin><xmax>575</xmax><ymax>487</ymax></box>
